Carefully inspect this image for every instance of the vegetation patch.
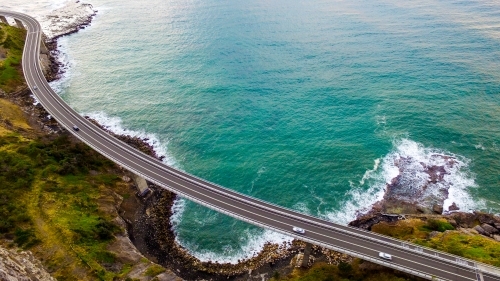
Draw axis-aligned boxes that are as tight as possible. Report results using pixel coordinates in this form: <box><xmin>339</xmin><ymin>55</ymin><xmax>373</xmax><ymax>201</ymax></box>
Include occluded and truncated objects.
<box><xmin>0</xmin><ymin>99</ymin><xmax>31</xmax><ymax>134</ymax></box>
<box><xmin>0</xmin><ymin>24</ymin><xmax>25</xmax><ymax>93</ymax></box>
<box><xmin>0</xmin><ymin>108</ymin><xmax>134</xmax><ymax>280</ymax></box>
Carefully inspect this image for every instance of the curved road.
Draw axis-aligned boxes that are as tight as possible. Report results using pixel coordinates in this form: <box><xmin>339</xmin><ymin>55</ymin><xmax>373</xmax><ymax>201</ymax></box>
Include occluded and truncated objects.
<box><xmin>3</xmin><ymin>10</ymin><xmax>500</xmax><ymax>281</ymax></box>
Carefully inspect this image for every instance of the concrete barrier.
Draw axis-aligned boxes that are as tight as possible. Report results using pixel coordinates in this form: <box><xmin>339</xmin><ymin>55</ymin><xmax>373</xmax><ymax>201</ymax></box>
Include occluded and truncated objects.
<box><xmin>40</xmin><ymin>41</ymin><xmax>49</xmax><ymax>54</ymax></box>
<box><xmin>133</xmin><ymin>174</ymin><xmax>151</xmax><ymax>197</ymax></box>
<box><xmin>301</xmin><ymin>243</ymin><xmax>312</xmax><ymax>267</ymax></box>
<box><xmin>14</xmin><ymin>19</ymin><xmax>24</xmax><ymax>29</ymax></box>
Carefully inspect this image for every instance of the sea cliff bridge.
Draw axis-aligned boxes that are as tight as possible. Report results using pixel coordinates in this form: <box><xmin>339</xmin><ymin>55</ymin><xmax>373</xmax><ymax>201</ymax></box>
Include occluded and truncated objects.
<box><xmin>2</xmin><ymin>10</ymin><xmax>500</xmax><ymax>281</ymax></box>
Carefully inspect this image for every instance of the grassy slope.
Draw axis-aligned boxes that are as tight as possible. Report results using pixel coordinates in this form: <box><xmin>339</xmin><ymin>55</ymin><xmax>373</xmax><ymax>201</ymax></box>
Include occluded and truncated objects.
<box><xmin>0</xmin><ymin>98</ymin><xmax>30</xmax><ymax>135</ymax></box>
<box><xmin>0</xmin><ymin>23</ymin><xmax>25</xmax><ymax>92</ymax></box>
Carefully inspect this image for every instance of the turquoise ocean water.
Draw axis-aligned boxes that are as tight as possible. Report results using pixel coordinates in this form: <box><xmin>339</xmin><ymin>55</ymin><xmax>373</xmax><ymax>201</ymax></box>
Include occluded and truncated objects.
<box><xmin>50</xmin><ymin>0</ymin><xmax>500</xmax><ymax>262</ymax></box>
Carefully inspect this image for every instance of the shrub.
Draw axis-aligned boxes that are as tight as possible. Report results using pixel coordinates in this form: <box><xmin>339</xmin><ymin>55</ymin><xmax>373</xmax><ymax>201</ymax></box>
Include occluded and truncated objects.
<box><xmin>14</xmin><ymin>228</ymin><xmax>35</xmax><ymax>247</ymax></box>
<box><xmin>338</xmin><ymin>261</ymin><xmax>353</xmax><ymax>277</ymax></box>
<box><xmin>425</xmin><ymin>219</ymin><xmax>454</xmax><ymax>232</ymax></box>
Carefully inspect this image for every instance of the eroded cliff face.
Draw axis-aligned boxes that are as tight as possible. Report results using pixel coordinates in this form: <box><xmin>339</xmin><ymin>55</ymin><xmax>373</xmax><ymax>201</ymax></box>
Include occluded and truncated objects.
<box><xmin>0</xmin><ymin>246</ymin><xmax>55</xmax><ymax>281</ymax></box>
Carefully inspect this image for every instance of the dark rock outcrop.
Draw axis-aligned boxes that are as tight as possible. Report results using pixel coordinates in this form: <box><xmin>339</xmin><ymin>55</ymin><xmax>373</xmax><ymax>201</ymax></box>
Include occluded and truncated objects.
<box><xmin>474</xmin><ymin>225</ymin><xmax>486</xmax><ymax>235</ymax></box>
<box><xmin>448</xmin><ymin>202</ymin><xmax>460</xmax><ymax>211</ymax></box>
<box><xmin>349</xmin><ymin>214</ymin><xmax>401</xmax><ymax>230</ymax></box>
<box><xmin>481</xmin><ymin>224</ymin><xmax>499</xmax><ymax>236</ymax></box>
<box><xmin>432</xmin><ymin>204</ymin><xmax>443</xmax><ymax>214</ymax></box>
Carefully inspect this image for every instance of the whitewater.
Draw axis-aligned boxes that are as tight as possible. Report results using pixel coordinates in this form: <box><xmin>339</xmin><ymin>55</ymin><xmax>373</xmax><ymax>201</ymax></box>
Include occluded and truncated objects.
<box><xmin>3</xmin><ymin>0</ymin><xmax>500</xmax><ymax>263</ymax></box>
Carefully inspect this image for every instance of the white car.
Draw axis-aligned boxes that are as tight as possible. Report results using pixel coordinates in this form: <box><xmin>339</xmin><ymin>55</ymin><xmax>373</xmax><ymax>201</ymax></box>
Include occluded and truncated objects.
<box><xmin>292</xmin><ymin>227</ymin><xmax>305</xmax><ymax>234</ymax></box>
<box><xmin>33</xmin><ymin>85</ymin><xmax>38</xmax><ymax>90</ymax></box>
<box><xmin>379</xmin><ymin>252</ymin><xmax>392</xmax><ymax>260</ymax></box>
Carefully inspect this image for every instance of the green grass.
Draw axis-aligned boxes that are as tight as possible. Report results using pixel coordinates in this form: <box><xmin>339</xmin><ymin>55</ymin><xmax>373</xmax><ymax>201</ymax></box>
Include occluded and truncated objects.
<box><xmin>420</xmin><ymin>219</ymin><xmax>454</xmax><ymax>232</ymax></box>
<box><xmin>0</xmin><ymin>24</ymin><xmax>26</xmax><ymax>92</ymax></box>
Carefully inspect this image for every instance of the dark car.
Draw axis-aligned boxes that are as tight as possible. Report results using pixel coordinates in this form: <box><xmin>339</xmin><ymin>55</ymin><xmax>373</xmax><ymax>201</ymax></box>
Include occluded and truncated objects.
<box><xmin>72</xmin><ymin>125</ymin><xmax>80</xmax><ymax>131</ymax></box>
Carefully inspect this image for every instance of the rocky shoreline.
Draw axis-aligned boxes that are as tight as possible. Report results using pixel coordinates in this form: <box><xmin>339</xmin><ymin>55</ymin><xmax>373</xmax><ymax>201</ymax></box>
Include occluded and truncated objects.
<box><xmin>350</xmin><ymin>211</ymin><xmax>500</xmax><ymax>236</ymax></box>
<box><xmin>348</xmin><ymin>150</ymin><xmax>500</xmax><ymax>243</ymax></box>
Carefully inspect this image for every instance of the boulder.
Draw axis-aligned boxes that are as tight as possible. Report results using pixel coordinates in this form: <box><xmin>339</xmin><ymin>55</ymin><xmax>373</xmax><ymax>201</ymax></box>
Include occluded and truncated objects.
<box><xmin>475</xmin><ymin>212</ymin><xmax>497</xmax><ymax>225</ymax></box>
<box><xmin>481</xmin><ymin>224</ymin><xmax>499</xmax><ymax>236</ymax></box>
<box><xmin>447</xmin><ymin>219</ymin><xmax>458</xmax><ymax>228</ymax></box>
<box><xmin>494</xmin><ymin>223</ymin><xmax>500</xmax><ymax>230</ymax></box>
<box><xmin>474</xmin><ymin>225</ymin><xmax>486</xmax><ymax>235</ymax></box>
<box><xmin>448</xmin><ymin>202</ymin><xmax>460</xmax><ymax>211</ymax></box>
<box><xmin>432</xmin><ymin>204</ymin><xmax>443</xmax><ymax>214</ymax></box>
<box><xmin>450</xmin><ymin>213</ymin><xmax>480</xmax><ymax>228</ymax></box>
<box><xmin>427</xmin><ymin>231</ymin><xmax>440</xmax><ymax>239</ymax></box>
<box><xmin>494</xmin><ymin>235</ymin><xmax>500</xmax><ymax>242</ymax></box>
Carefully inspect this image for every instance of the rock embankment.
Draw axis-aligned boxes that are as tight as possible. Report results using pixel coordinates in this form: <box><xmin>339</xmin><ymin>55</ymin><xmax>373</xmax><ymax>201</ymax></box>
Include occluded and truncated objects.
<box><xmin>41</xmin><ymin>1</ymin><xmax>98</xmax><ymax>82</ymax></box>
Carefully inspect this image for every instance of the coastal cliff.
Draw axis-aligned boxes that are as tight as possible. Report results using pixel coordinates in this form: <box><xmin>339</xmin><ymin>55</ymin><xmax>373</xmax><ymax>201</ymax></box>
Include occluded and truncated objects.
<box><xmin>0</xmin><ymin>246</ymin><xmax>55</xmax><ymax>281</ymax></box>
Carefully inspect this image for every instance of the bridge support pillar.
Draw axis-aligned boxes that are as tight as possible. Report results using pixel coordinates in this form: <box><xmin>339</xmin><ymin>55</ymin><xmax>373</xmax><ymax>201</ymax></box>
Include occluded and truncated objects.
<box><xmin>40</xmin><ymin>40</ymin><xmax>49</xmax><ymax>55</ymax></box>
<box><xmin>133</xmin><ymin>174</ymin><xmax>151</xmax><ymax>197</ymax></box>
<box><xmin>0</xmin><ymin>16</ymin><xmax>8</xmax><ymax>24</ymax></box>
<box><xmin>301</xmin><ymin>243</ymin><xmax>312</xmax><ymax>268</ymax></box>
<box><xmin>14</xmin><ymin>19</ymin><xmax>25</xmax><ymax>29</ymax></box>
